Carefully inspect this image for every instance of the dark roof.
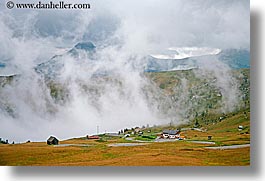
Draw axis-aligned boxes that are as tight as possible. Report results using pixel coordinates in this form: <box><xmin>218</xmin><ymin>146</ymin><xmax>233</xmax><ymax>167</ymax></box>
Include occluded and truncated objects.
<box><xmin>163</xmin><ymin>130</ymin><xmax>180</xmax><ymax>135</ymax></box>
<box><xmin>47</xmin><ymin>136</ymin><xmax>58</xmax><ymax>142</ymax></box>
<box><xmin>162</xmin><ymin>130</ymin><xmax>169</xmax><ymax>134</ymax></box>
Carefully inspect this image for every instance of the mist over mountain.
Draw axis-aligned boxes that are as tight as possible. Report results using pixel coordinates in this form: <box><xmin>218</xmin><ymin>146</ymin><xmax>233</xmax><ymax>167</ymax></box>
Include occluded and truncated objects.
<box><xmin>0</xmin><ymin>0</ymin><xmax>249</xmax><ymax>142</ymax></box>
<box><xmin>0</xmin><ymin>41</ymin><xmax>250</xmax><ymax>142</ymax></box>
<box><xmin>35</xmin><ymin>42</ymin><xmax>97</xmax><ymax>79</ymax></box>
<box><xmin>34</xmin><ymin>42</ymin><xmax>250</xmax><ymax>78</ymax></box>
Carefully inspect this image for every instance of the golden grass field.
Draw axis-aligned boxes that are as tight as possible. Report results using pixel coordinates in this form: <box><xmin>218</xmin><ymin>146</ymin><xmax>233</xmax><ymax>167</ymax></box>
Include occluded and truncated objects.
<box><xmin>0</xmin><ymin>112</ymin><xmax>250</xmax><ymax>166</ymax></box>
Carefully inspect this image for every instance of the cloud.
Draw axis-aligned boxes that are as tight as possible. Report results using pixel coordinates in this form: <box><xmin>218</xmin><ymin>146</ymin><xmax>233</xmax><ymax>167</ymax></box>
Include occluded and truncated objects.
<box><xmin>1</xmin><ymin>0</ymin><xmax>249</xmax><ymax>50</ymax></box>
<box><xmin>110</xmin><ymin>0</ymin><xmax>249</xmax><ymax>51</ymax></box>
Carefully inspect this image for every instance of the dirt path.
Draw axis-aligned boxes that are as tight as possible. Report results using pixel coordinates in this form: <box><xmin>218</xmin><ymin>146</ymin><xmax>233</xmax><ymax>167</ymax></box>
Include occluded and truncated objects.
<box><xmin>205</xmin><ymin>144</ymin><xmax>250</xmax><ymax>150</ymax></box>
<box><xmin>54</xmin><ymin>144</ymin><xmax>91</xmax><ymax>147</ymax></box>
<box><xmin>108</xmin><ymin>143</ymin><xmax>149</xmax><ymax>147</ymax></box>
<box><xmin>188</xmin><ymin>141</ymin><xmax>216</xmax><ymax>144</ymax></box>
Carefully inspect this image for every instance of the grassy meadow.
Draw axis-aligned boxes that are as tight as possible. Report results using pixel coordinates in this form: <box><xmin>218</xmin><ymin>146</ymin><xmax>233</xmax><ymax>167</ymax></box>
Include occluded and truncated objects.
<box><xmin>0</xmin><ymin>111</ymin><xmax>250</xmax><ymax>166</ymax></box>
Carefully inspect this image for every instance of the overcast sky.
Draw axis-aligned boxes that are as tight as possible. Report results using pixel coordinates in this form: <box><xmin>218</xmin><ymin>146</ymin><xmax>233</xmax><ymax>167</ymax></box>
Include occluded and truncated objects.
<box><xmin>0</xmin><ymin>0</ymin><xmax>249</xmax><ymax>54</ymax></box>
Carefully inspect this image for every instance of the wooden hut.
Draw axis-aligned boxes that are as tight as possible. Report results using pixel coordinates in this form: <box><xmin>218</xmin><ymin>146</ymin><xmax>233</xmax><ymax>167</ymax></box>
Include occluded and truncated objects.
<box><xmin>47</xmin><ymin>136</ymin><xmax>59</xmax><ymax>145</ymax></box>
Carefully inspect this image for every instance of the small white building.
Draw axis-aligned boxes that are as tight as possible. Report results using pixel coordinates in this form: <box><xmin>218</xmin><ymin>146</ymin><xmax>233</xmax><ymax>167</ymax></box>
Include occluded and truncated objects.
<box><xmin>162</xmin><ymin>130</ymin><xmax>180</xmax><ymax>139</ymax></box>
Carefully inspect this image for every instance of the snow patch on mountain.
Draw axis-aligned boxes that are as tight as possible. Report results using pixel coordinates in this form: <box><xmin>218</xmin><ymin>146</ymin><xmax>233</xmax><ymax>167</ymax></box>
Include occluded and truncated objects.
<box><xmin>150</xmin><ymin>47</ymin><xmax>221</xmax><ymax>60</ymax></box>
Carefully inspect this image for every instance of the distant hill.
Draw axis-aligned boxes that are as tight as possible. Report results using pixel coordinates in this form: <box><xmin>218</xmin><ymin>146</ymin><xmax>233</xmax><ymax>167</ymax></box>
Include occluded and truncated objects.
<box><xmin>35</xmin><ymin>41</ymin><xmax>96</xmax><ymax>79</ymax></box>
<box><xmin>0</xmin><ymin>43</ymin><xmax>250</xmax><ymax>125</ymax></box>
<box><xmin>144</xmin><ymin>68</ymin><xmax>250</xmax><ymax>121</ymax></box>
<box><xmin>145</xmin><ymin>48</ymin><xmax>250</xmax><ymax>72</ymax></box>
<box><xmin>218</xmin><ymin>49</ymin><xmax>250</xmax><ymax>69</ymax></box>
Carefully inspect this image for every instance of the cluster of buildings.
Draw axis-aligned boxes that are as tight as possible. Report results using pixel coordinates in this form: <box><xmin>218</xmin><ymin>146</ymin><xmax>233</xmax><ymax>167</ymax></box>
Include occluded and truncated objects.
<box><xmin>121</xmin><ymin>126</ymin><xmax>186</xmax><ymax>140</ymax></box>
<box><xmin>44</xmin><ymin>127</ymin><xmax>186</xmax><ymax>146</ymax></box>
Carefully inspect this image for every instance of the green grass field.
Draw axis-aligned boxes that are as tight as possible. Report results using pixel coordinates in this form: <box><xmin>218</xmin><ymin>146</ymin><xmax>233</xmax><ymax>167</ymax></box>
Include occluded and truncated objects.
<box><xmin>0</xmin><ymin>110</ymin><xmax>250</xmax><ymax>166</ymax></box>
